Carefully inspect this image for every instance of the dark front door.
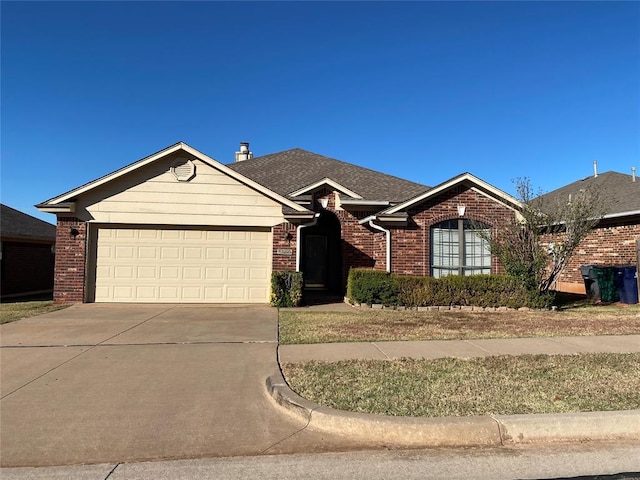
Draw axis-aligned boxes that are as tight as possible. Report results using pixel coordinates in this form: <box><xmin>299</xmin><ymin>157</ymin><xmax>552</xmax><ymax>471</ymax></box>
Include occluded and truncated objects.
<box><xmin>304</xmin><ymin>234</ymin><xmax>328</xmax><ymax>287</ymax></box>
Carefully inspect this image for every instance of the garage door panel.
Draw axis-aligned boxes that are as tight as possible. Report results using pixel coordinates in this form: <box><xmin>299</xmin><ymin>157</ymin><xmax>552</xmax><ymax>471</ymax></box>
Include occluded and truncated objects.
<box><xmin>160</xmin><ymin>266</ymin><xmax>179</xmax><ymax>279</ymax></box>
<box><xmin>204</xmin><ymin>286</ymin><xmax>224</xmax><ymax>300</ymax></box>
<box><xmin>250</xmin><ymin>267</ymin><xmax>268</xmax><ymax>280</ymax></box>
<box><xmin>136</xmin><ymin>286</ymin><xmax>157</xmax><ymax>300</ymax></box>
<box><xmin>183</xmin><ymin>267</ymin><xmax>203</xmax><ymax>279</ymax></box>
<box><xmin>249</xmin><ymin>287</ymin><xmax>268</xmax><ymax>300</ymax></box>
<box><xmin>138</xmin><ymin>247</ymin><xmax>158</xmax><ymax>259</ymax></box>
<box><xmin>161</xmin><ymin>247</ymin><xmax>180</xmax><ymax>259</ymax></box>
<box><xmin>94</xmin><ymin>227</ymin><xmax>271</xmax><ymax>303</ymax></box>
<box><xmin>205</xmin><ymin>267</ymin><xmax>224</xmax><ymax>280</ymax></box>
<box><xmin>116</xmin><ymin>229</ymin><xmax>135</xmax><ymax>239</ymax></box>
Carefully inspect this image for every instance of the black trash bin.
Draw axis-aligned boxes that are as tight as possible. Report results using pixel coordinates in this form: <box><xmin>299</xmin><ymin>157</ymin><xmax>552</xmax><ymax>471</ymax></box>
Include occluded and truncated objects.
<box><xmin>580</xmin><ymin>265</ymin><xmax>600</xmax><ymax>299</ymax></box>
<box><xmin>593</xmin><ymin>266</ymin><xmax>618</xmax><ymax>303</ymax></box>
<box><xmin>622</xmin><ymin>266</ymin><xmax>638</xmax><ymax>305</ymax></box>
<box><xmin>613</xmin><ymin>266</ymin><xmax>627</xmax><ymax>304</ymax></box>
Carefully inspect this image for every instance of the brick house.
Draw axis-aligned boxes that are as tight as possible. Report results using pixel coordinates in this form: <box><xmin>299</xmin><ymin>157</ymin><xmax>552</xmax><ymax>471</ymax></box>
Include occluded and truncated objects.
<box><xmin>36</xmin><ymin>142</ymin><xmax>521</xmax><ymax>304</ymax></box>
<box><xmin>539</xmin><ymin>170</ymin><xmax>640</xmax><ymax>294</ymax></box>
<box><xmin>1</xmin><ymin>204</ymin><xmax>56</xmax><ymax>297</ymax></box>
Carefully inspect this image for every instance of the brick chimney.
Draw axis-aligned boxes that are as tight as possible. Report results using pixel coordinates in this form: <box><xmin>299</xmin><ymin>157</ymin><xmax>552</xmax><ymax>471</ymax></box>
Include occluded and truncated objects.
<box><xmin>235</xmin><ymin>142</ymin><xmax>253</xmax><ymax>162</ymax></box>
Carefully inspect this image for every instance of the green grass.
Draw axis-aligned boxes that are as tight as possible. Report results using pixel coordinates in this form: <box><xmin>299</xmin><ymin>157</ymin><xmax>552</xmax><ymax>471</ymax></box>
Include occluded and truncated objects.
<box><xmin>282</xmin><ymin>353</ymin><xmax>640</xmax><ymax>417</ymax></box>
<box><xmin>279</xmin><ymin>306</ymin><xmax>640</xmax><ymax>344</ymax></box>
<box><xmin>0</xmin><ymin>300</ymin><xmax>68</xmax><ymax>324</ymax></box>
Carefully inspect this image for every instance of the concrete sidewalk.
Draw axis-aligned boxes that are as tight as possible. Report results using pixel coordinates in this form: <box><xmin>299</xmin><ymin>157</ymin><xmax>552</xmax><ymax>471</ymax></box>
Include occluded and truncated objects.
<box><xmin>279</xmin><ymin>334</ymin><xmax>640</xmax><ymax>363</ymax></box>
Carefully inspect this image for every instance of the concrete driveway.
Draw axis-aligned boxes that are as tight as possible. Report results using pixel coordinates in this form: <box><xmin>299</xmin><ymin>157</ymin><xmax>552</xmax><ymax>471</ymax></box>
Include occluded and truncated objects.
<box><xmin>0</xmin><ymin>304</ymin><xmax>344</xmax><ymax>467</ymax></box>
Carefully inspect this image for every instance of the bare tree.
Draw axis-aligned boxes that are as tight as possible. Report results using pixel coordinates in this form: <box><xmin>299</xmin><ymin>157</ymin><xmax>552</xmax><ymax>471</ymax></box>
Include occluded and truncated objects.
<box><xmin>481</xmin><ymin>178</ymin><xmax>604</xmax><ymax>293</ymax></box>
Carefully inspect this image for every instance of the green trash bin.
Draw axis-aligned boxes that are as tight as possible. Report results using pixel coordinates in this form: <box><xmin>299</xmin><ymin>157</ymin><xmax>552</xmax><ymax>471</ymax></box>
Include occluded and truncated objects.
<box><xmin>592</xmin><ymin>266</ymin><xmax>619</xmax><ymax>303</ymax></box>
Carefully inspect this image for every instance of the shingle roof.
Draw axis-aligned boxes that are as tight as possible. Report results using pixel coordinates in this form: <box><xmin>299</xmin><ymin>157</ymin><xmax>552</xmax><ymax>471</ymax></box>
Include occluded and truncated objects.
<box><xmin>538</xmin><ymin>171</ymin><xmax>640</xmax><ymax>217</ymax></box>
<box><xmin>1</xmin><ymin>204</ymin><xmax>56</xmax><ymax>241</ymax></box>
<box><xmin>227</xmin><ymin>148</ymin><xmax>429</xmax><ymax>203</ymax></box>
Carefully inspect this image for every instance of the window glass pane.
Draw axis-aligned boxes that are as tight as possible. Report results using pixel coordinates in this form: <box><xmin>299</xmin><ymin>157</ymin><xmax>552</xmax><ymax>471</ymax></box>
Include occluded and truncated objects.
<box><xmin>431</xmin><ymin>219</ymin><xmax>491</xmax><ymax>277</ymax></box>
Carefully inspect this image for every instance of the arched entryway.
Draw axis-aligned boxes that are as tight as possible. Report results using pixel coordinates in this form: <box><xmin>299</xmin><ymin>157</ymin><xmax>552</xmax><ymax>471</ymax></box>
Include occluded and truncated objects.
<box><xmin>300</xmin><ymin>211</ymin><xmax>342</xmax><ymax>294</ymax></box>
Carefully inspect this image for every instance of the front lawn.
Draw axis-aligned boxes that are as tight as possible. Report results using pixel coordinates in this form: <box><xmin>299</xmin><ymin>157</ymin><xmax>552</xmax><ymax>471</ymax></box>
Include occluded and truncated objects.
<box><xmin>279</xmin><ymin>306</ymin><xmax>640</xmax><ymax>344</ymax></box>
<box><xmin>0</xmin><ymin>300</ymin><xmax>68</xmax><ymax>324</ymax></box>
<box><xmin>282</xmin><ymin>353</ymin><xmax>640</xmax><ymax>417</ymax></box>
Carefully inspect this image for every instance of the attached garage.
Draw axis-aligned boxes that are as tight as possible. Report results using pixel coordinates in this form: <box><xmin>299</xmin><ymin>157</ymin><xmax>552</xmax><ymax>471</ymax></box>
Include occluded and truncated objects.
<box><xmin>37</xmin><ymin>143</ymin><xmax>312</xmax><ymax>304</ymax></box>
<box><xmin>93</xmin><ymin>227</ymin><xmax>271</xmax><ymax>303</ymax></box>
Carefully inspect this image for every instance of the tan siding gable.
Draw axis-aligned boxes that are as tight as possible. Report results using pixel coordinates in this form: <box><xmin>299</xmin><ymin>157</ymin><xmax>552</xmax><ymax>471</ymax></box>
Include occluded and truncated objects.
<box><xmin>76</xmin><ymin>155</ymin><xmax>284</xmax><ymax>226</ymax></box>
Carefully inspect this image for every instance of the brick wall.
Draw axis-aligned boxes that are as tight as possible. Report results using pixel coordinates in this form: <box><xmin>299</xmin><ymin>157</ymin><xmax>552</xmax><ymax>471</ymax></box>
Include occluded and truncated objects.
<box><xmin>53</xmin><ymin>217</ymin><xmax>87</xmax><ymax>304</ymax></box>
<box><xmin>323</xmin><ymin>191</ymin><xmax>382</xmax><ymax>284</ymax></box>
<box><xmin>272</xmin><ymin>222</ymin><xmax>297</xmax><ymax>271</ymax></box>
<box><xmin>0</xmin><ymin>241</ymin><xmax>55</xmax><ymax>296</ymax></box>
<box><xmin>271</xmin><ymin>186</ymin><xmax>517</xmax><ymax>286</ymax></box>
<box><xmin>546</xmin><ymin>220</ymin><xmax>640</xmax><ymax>293</ymax></box>
<box><xmin>391</xmin><ymin>186</ymin><xmax>515</xmax><ymax>276</ymax></box>
<box><xmin>272</xmin><ymin>190</ymin><xmax>383</xmax><ymax>290</ymax></box>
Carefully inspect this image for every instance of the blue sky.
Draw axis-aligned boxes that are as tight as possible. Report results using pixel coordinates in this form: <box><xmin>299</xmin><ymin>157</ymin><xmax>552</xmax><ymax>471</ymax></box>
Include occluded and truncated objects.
<box><xmin>2</xmin><ymin>1</ymin><xmax>638</xmax><ymax>223</ymax></box>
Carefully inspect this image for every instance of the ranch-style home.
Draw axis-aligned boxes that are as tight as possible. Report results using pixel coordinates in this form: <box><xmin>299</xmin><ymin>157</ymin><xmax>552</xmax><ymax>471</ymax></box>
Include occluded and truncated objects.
<box><xmin>1</xmin><ymin>204</ymin><xmax>56</xmax><ymax>298</ymax></box>
<box><xmin>37</xmin><ymin>142</ymin><xmax>526</xmax><ymax>304</ymax></box>
<box><xmin>539</xmin><ymin>168</ymin><xmax>640</xmax><ymax>295</ymax></box>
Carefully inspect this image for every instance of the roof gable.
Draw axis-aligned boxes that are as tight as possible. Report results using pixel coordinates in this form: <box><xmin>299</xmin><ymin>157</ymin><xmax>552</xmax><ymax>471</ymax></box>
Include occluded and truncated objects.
<box><xmin>382</xmin><ymin>172</ymin><xmax>521</xmax><ymax>215</ymax></box>
<box><xmin>37</xmin><ymin>143</ymin><xmax>309</xmax><ymax>214</ymax></box>
<box><xmin>1</xmin><ymin>204</ymin><xmax>56</xmax><ymax>241</ymax></box>
<box><xmin>289</xmin><ymin>178</ymin><xmax>363</xmax><ymax>199</ymax></box>
<box><xmin>227</xmin><ymin>148</ymin><xmax>429</xmax><ymax>203</ymax></box>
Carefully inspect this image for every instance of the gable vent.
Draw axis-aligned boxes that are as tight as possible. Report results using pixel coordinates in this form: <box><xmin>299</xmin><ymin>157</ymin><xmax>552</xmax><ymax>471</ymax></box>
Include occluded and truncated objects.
<box><xmin>170</xmin><ymin>158</ymin><xmax>195</xmax><ymax>182</ymax></box>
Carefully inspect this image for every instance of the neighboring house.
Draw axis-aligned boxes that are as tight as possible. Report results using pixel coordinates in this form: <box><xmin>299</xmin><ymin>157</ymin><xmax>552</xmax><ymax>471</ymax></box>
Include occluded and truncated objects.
<box><xmin>0</xmin><ymin>204</ymin><xmax>56</xmax><ymax>297</ymax></box>
<box><xmin>36</xmin><ymin>142</ymin><xmax>521</xmax><ymax>304</ymax></box>
<box><xmin>539</xmin><ymin>170</ymin><xmax>640</xmax><ymax>294</ymax></box>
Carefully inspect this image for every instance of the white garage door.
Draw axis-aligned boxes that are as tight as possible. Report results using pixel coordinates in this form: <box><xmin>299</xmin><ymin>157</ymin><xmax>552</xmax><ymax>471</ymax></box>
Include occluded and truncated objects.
<box><xmin>94</xmin><ymin>227</ymin><xmax>272</xmax><ymax>303</ymax></box>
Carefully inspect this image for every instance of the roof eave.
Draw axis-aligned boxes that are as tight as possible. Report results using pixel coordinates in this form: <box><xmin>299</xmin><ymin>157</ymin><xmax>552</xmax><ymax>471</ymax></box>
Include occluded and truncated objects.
<box><xmin>289</xmin><ymin>178</ymin><xmax>363</xmax><ymax>199</ymax></box>
<box><xmin>35</xmin><ymin>202</ymin><xmax>76</xmax><ymax>214</ymax></box>
<box><xmin>284</xmin><ymin>212</ymin><xmax>319</xmax><ymax>223</ymax></box>
<box><xmin>602</xmin><ymin>210</ymin><xmax>640</xmax><ymax>220</ymax></box>
<box><xmin>359</xmin><ymin>212</ymin><xmax>408</xmax><ymax>226</ymax></box>
<box><xmin>37</xmin><ymin>143</ymin><xmax>309</xmax><ymax>214</ymax></box>
<box><xmin>340</xmin><ymin>199</ymin><xmax>391</xmax><ymax>206</ymax></box>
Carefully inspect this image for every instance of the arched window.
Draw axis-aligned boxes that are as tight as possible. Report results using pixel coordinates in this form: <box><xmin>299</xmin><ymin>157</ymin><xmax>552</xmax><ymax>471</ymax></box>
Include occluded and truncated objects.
<box><xmin>430</xmin><ymin>219</ymin><xmax>491</xmax><ymax>278</ymax></box>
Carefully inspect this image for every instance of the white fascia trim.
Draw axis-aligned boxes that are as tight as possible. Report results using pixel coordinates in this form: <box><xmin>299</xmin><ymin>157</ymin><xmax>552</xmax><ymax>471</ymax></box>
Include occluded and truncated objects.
<box><xmin>39</xmin><ymin>142</ymin><xmax>309</xmax><ymax>213</ymax></box>
<box><xmin>358</xmin><ymin>214</ymin><xmax>407</xmax><ymax>225</ymax></box>
<box><xmin>296</xmin><ymin>213</ymin><xmax>320</xmax><ymax>271</ymax></box>
<box><xmin>358</xmin><ymin>215</ymin><xmax>377</xmax><ymax>225</ymax></box>
<box><xmin>40</xmin><ymin>143</ymin><xmax>188</xmax><ymax>205</ymax></box>
<box><xmin>469</xmin><ymin>186</ymin><xmax>520</xmax><ymax>213</ymax></box>
<box><xmin>36</xmin><ymin>202</ymin><xmax>76</xmax><ymax>214</ymax></box>
<box><xmin>340</xmin><ymin>199</ymin><xmax>390</xmax><ymax>206</ymax></box>
<box><xmin>289</xmin><ymin>178</ymin><xmax>363</xmax><ymax>199</ymax></box>
<box><xmin>602</xmin><ymin>210</ymin><xmax>640</xmax><ymax>220</ymax></box>
<box><xmin>384</xmin><ymin>173</ymin><xmax>522</xmax><ymax>215</ymax></box>
<box><xmin>375</xmin><ymin>214</ymin><xmax>408</xmax><ymax>223</ymax></box>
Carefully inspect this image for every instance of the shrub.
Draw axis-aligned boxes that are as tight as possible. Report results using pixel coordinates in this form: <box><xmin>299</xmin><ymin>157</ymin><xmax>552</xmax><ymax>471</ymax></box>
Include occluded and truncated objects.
<box><xmin>349</xmin><ymin>269</ymin><xmax>552</xmax><ymax>309</ymax></box>
<box><xmin>270</xmin><ymin>271</ymin><xmax>303</xmax><ymax>307</ymax></box>
<box><xmin>347</xmin><ymin>268</ymin><xmax>399</xmax><ymax>306</ymax></box>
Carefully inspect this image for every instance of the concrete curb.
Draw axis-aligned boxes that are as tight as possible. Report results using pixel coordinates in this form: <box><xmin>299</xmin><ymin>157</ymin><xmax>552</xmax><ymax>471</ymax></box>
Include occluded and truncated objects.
<box><xmin>266</xmin><ymin>372</ymin><xmax>640</xmax><ymax>447</ymax></box>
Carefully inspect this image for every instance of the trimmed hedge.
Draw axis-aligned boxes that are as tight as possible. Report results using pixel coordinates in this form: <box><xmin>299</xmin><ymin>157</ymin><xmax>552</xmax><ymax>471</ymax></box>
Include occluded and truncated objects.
<box><xmin>347</xmin><ymin>268</ymin><xmax>554</xmax><ymax>309</ymax></box>
<box><xmin>270</xmin><ymin>271</ymin><xmax>303</xmax><ymax>307</ymax></box>
<box><xmin>347</xmin><ymin>269</ymin><xmax>399</xmax><ymax>306</ymax></box>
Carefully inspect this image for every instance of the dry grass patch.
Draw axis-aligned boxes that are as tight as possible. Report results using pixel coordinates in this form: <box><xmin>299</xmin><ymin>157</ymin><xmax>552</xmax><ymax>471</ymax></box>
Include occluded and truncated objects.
<box><xmin>282</xmin><ymin>353</ymin><xmax>640</xmax><ymax>417</ymax></box>
<box><xmin>279</xmin><ymin>306</ymin><xmax>640</xmax><ymax>344</ymax></box>
<box><xmin>0</xmin><ymin>301</ymin><xmax>68</xmax><ymax>324</ymax></box>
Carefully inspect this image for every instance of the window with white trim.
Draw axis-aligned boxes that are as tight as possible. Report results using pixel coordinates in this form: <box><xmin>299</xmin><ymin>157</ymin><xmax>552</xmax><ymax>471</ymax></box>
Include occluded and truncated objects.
<box><xmin>431</xmin><ymin>219</ymin><xmax>491</xmax><ymax>278</ymax></box>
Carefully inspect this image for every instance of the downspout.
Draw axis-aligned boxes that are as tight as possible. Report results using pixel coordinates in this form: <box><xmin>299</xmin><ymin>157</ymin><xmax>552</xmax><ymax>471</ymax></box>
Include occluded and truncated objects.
<box><xmin>368</xmin><ymin>219</ymin><xmax>391</xmax><ymax>273</ymax></box>
<box><xmin>296</xmin><ymin>213</ymin><xmax>320</xmax><ymax>271</ymax></box>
